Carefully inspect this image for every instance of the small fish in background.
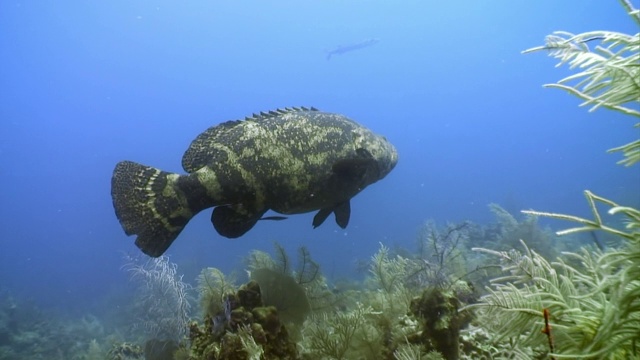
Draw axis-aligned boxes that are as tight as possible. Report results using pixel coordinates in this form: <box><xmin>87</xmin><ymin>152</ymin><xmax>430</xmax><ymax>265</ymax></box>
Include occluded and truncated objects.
<box><xmin>325</xmin><ymin>38</ymin><xmax>380</xmax><ymax>60</ymax></box>
<box><xmin>111</xmin><ymin>107</ymin><xmax>398</xmax><ymax>257</ymax></box>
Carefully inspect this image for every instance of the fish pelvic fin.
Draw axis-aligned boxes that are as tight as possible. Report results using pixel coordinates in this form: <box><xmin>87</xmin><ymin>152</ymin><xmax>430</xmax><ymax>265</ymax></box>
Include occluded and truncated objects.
<box><xmin>111</xmin><ymin>161</ymin><xmax>209</xmax><ymax>257</ymax></box>
<box><xmin>211</xmin><ymin>205</ymin><xmax>267</xmax><ymax>238</ymax></box>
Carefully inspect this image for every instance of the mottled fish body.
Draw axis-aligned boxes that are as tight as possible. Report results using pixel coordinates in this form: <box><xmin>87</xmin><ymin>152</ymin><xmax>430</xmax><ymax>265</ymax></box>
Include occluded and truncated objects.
<box><xmin>111</xmin><ymin>107</ymin><xmax>397</xmax><ymax>257</ymax></box>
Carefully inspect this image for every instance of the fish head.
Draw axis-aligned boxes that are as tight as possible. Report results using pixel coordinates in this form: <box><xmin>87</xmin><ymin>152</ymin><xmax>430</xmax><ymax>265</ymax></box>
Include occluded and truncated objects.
<box><xmin>352</xmin><ymin>127</ymin><xmax>398</xmax><ymax>185</ymax></box>
<box><xmin>370</xmin><ymin>134</ymin><xmax>398</xmax><ymax>181</ymax></box>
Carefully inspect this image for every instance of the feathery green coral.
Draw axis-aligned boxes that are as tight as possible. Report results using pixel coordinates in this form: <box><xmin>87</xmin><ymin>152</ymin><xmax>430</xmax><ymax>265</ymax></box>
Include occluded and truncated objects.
<box><xmin>467</xmin><ymin>191</ymin><xmax>640</xmax><ymax>359</ymax></box>
<box><xmin>368</xmin><ymin>243</ymin><xmax>416</xmax><ymax>318</ymax></box>
<box><xmin>487</xmin><ymin>204</ymin><xmax>559</xmax><ymax>259</ymax></box>
<box><xmin>196</xmin><ymin>267</ymin><xmax>235</xmax><ymax>318</ymax></box>
<box><xmin>523</xmin><ymin>0</ymin><xmax>640</xmax><ymax>166</ymax></box>
<box><xmin>394</xmin><ymin>344</ymin><xmax>444</xmax><ymax>360</ymax></box>
<box><xmin>303</xmin><ymin>303</ymin><xmax>380</xmax><ymax>360</ymax></box>
<box><xmin>467</xmin><ymin>3</ymin><xmax>640</xmax><ymax>357</ymax></box>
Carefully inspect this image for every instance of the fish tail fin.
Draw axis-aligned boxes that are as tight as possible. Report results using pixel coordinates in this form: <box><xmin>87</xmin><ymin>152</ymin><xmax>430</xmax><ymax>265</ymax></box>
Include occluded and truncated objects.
<box><xmin>111</xmin><ymin>161</ymin><xmax>200</xmax><ymax>257</ymax></box>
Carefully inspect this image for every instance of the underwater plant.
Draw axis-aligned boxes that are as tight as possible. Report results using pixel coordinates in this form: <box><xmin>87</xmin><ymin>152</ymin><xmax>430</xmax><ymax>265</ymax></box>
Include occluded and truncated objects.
<box><xmin>355</xmin><ymin>242</ymin><xmax>478</xmax><ymax>359</ymax></box>
<box><xmin>464</xmin><ymin>1</ymin><xmax>640</xmax><ymax>358</ymax></box>
<box><xmin>466</xmin><ymin>193</ymin><xmax>640</xmax><ymax>358</ymax></box>
<box><xmin>250</xmin><ymin>268</ymin><xmax>311</xmax><ymax>327</ymax></box>
<box><xmin>196</xmin><ymin>267</ymin><xmax>236</xmax><ymax>319</ymax></box>
<box><xmin>367</xmin><ymin>243</ymin><xmax>417</xmax><ymax>321</ymax></box>
<box><xmin>411</xmin><ymin>221</ymin><xmax>471</xmax><ymax>288</ymax></box>
<box><xmin>247</xmin><ymin>242</ymin><xmax>335</xmax><ymax>313</ymax></box>
<box><xmin>187</xmin><ymin>279</ymin><xmax>299</xmax><ymax>359</ymax></box>
<box><xmin>394</xmin><ymin>343</ymin><xmax>445</xmax><ymax>360</ymax></box>
<box><xmin>522</xmin><ymin>0</ymin><xmax>639</xmax><ymax>166</ymax></box>
<box><xmin>487</xmin><ymin>203</ymin><xmax>559</xmax><ymax>259</ymax></box>
<box><xmin>302</xmin><ymin>302</ymin><xmax>381</xmax><ymax>360</ymax></box>
<box><xmin>123</xmin><ymin>255</ymin><xmax>193</xmax><ymax>343</ymax></box>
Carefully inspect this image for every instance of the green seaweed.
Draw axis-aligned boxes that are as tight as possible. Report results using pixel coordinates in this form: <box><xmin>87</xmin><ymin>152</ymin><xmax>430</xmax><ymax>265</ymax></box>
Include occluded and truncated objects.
<box><xmin>196</xmin><ymin>267</ymin><xmax>236</xmax><ymax>318</ymax></box>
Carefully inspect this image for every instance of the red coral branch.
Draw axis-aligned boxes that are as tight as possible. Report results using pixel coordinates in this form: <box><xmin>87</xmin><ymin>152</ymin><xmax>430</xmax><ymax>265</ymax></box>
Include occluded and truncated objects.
<box><xmin>541</xmin><ymin>308</ymin><xmax>556</xmax><ymax>360</ymax></box>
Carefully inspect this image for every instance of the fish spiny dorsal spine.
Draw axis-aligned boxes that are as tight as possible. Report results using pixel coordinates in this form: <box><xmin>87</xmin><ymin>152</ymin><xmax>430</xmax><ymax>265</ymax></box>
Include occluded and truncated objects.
<box><xmin>243</xmin><ymin>107</ymin><xmax>320</xmax><ymax>122</ymax></box>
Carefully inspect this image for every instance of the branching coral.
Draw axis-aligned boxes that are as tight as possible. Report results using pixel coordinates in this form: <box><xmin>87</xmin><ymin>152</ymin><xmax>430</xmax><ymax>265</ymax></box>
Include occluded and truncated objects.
<box><xmin>467</xmin><ymin>3</ymin><xmax>640</xmax><ymax>357</ymax></box>
<box><xmin>122</xmin><ymin>255</ymin><xmax>193</xmax><ymax>342</ymax></box>
<box><xmin>196</xmin><ymin>267</ymin><xmax>236</xmax><ymax>319</ymax></box>
<box><xmin>523</xmin><ymin>0</ymin><xmax>640</xmax><ymax>166</ymax></box>
<box><xmin>188</xmin><ymin>279</ymin><xmax>299</xmax><ymax>359</ymax></box>
<box><xmin>365</xmin><ymin>241</ymin><xmax>478</xmax><ymax>359</ymax></box>
<box><xmin>368</xmin><ymin>243</ymin><xmax>416</xmax><ymax>317</ymax></box>
<box><xmin>466</xmin><ymin>191</ymin><xmax>640</xmax><ymax>358</ymax></box>
<box><xmin>486</xmin><ymin>204</ymin><xmax>559</xmax><ymax>259</ymax></box>
<box><xmin>303</xmin><ymin>303</ymin><xmax>379</xmax><ymax>360</ymax></box>
<box><xmin>412</xmin><ymin>221</ymin><xmax>471</xmax><ymax>287</ymax></box>
<box><xmin>394</xmin><ymin>344</ymin><xmax>445</xmax><ymax>360</ymax></box>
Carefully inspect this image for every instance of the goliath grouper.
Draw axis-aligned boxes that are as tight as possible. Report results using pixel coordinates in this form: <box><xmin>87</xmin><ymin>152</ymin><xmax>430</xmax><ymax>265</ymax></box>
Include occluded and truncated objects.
<box><xmin>111</xmin><ymin>107</ymin><xmax>398</xmax><ymax>257</ymax></box>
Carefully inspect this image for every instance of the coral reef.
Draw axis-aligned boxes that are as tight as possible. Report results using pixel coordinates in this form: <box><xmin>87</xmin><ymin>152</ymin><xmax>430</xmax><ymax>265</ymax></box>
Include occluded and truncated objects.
<box><xmin>250</xmin><ymin>268</ymin><xmax>311</xmax><ymax>327</ymax></box>
<box><xmin>462</xmin><ymin>2</ymin><xmax>640</xmax><ymax>358</ymax></box>
<box><xmin>6</xmin><ymin>201</ymin><xmax>634</xmax><ymax>359</ymax></box>
<box><xmin>466</xmin><ymin>196</ymin><xmax>640</xmax><ymax>358</ymax></box>
<box><xmin>3</xmin><ymin>3</ymin><xmax>638</xmax><ymax>360</ymax></box>
<box><xmin>247</xmin><ymin>243</ymin><xmax>336</xmax><ymax>313</ymax></box>
<box><xmin>187</xmin><ymin>280</ymin><xmax>298</xmax><ymax>359</ymax></box>
<box><xmin>107</xmin><ymin>343</ymin><xmax>144</xmax><ymax>360</ymax></box>
<box><xmin>407</xmin><ymin>282</ymin><xmax>474</xmax><ymax>360</ymax></box>
<box><xmin>298</xmin><ymin>240</ymin><xmax>480</xmax><ymax>360</ymax></box>
<box><xmin>0</xmin><ymin>294</ymin><xmax>109</xmax><ymax>360</ymax></box>
<box><xmin>196</xmin><ymin>267</ymin><xmax>236</xmax><ymax>319</ymax></box>
<box><xmin>302</xmin><ymin>303</ymin><xmax>381</xmax><ymax>359</ymax></box>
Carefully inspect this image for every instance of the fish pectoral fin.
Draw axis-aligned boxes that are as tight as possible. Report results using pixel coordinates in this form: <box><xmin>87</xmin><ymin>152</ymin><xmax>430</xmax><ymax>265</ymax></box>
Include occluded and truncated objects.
<box><xmin>333</xmin><ymin>201</ymin><xmax>351</xmax><ymax>228</ymax></box>
<box><xmin>211</xmin><ymin>205</ymin><xmax>266</xmax><ymax>238</ymax></box>
<box><xmin>312</xmin><ymin>208</ymin><xmax>332</xmax><ymax>228</ymax></box>
<box><xmin>312</xmin><ymin>201</ymin><xmax>351</xmax><ymax>229</ymax></box>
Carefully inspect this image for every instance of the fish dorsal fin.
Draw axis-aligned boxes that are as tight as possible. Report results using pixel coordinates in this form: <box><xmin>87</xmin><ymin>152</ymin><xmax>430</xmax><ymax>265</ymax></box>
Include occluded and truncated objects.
<box><xmin>182</xmin><ymin>107</ymin><xmax>320</xmax><ymax>173</ymax></box>
<box><xmin>243</xmin><ymin>106</ymin><xmax>319</xmax><ymax>122</ymax></box>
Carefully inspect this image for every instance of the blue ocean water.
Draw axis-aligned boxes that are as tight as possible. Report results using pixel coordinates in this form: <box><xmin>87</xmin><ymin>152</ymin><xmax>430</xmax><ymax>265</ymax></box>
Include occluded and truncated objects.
<box><xmin>0</xmin><ymin>0</ymin><xmax>638</xmax><ymax>322</ymax></box>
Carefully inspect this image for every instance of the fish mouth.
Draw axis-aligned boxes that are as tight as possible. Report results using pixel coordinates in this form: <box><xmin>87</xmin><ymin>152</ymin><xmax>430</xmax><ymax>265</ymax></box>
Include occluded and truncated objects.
<box><xmin>387</xmin><ymin>145</ymin><xmax>398</xmax><ymax>173</ymax></box>
<box><xmin>377</xmin><ymin>139</ymin><xmax>398</xmax><ymax>179</ymax></box>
